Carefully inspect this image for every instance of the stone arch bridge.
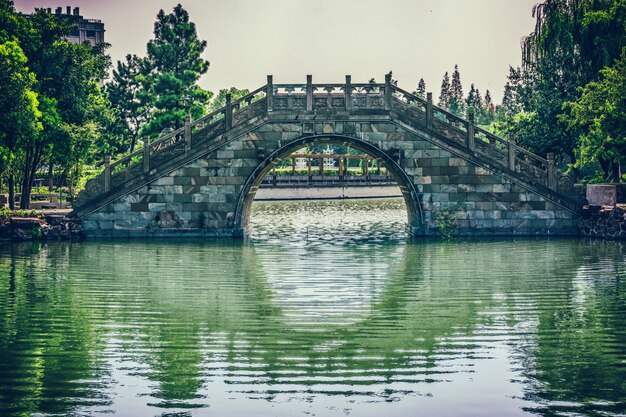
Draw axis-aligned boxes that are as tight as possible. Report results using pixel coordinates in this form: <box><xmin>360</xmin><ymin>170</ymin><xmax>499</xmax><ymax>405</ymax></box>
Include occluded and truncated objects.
<box><xmin>74</xmin><ymin>75</ymin><xmax>582</xmax><ymax>238</ymax></box>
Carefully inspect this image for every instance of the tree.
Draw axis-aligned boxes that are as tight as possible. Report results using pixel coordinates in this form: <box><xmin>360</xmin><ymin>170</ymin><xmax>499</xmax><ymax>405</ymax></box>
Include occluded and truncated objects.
<box><xmin>0</xmin><ymin>41</ymin><xmax>41</xmax><ymax>209</ymax></box>
<box><xmin>465</xmin><ymin>83</ymin><xmax>483</xmax><ymax>118</ymax></box>
<box><xmin>564</xmin><ymin>50</ymin><xmax>626</xmax><ymax>181</ymax></box>
<box><xmin>416</xmin><ymin>78</ymin><xmax>426</xmax><ymax>98</ymax></box>
<box><xmin>142</xmin><ymin>4</ymin><xmax>212</xmax><ymax>137</ymax></box>
<box><xmin>438</xmin><ymin>72</ymin><xmax>451</xmax><ymax>108</ymax></box>
<box><xmin>208</xmin><ymin>87</ymin><xmax>250</xmax><ymax>112</ymax></box>
<box><xmin>449</xmin><ymin>64</ymin><xmax>464</xmax><ymax>115</ymax></box>
<box><xmin>107</xmin><ymin>54</ymin><xmax>151</xmax><ymax>153</ymax></box>
<box><xmin>505</xmin><ymin>0</ymin><xmax>626</xmax><ymax>177</ymax></box>
<box><xmin>483</xmin><ymin>90</ymin><xmax>495</xmax><ymax>124</ymax></box>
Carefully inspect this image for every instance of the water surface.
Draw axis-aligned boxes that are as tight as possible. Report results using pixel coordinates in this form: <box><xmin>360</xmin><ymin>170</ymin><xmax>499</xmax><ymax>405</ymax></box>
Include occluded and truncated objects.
<box><xmin>0</xmin><ymin>199</ymin><xmax>625</xmax><ymax>416</ymax></box>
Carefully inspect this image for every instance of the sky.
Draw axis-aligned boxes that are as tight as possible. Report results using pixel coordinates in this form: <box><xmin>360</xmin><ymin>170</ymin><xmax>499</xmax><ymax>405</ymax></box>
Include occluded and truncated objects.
<box><xmin>14</xmin><ymin>0</ymin><xmax>539</xmax><ymax>102</ymax></box>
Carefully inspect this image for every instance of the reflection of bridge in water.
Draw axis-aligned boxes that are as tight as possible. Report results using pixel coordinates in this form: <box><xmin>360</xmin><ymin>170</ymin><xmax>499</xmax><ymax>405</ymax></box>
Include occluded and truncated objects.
<box><xmin>74</xmin><ymin>74</ymin><xmax>584</xmax><ymax>238</ymax></box>
<box><xmin>1</xmin><ymin>240</ymin><xmax>624</xmax><ymax>416</ymax></box>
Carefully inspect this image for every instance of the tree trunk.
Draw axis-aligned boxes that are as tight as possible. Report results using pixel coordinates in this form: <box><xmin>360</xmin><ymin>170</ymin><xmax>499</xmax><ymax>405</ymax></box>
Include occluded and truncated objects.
<box><xmin>599</xmin><ymin>158</ymin><xmax>611</xmax><ymax>182</ymax></box>
<box><xmin>130</xmin><ymin>133</ymin><xmax>137</xmax><ymax>153</ymax></box>
<box><xmin>8</xmin><ymin>173</ymin><xmax>15</xmax><ymax>210</ymax></box>
<box><xmin>19</xmin><ymin>143</ymin><xmax>44</xmax><ymax>209</ymax></box>
<box><xmin>48</xmin><ymin>162</ymin><xmax>54</xmax><ymax>191</ymax></box>
<box><xmin>611</xmin><ymin>162</ymin><xmax>620</xmax><ymax>183</ymax></box>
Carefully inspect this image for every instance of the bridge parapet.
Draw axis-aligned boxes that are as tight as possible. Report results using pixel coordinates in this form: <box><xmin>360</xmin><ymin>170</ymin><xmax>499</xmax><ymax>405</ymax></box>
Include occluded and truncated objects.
<box><xmin>75</xmin><ymin>75</ymin><xmax>580</xmax><ymax>217</ymax></box>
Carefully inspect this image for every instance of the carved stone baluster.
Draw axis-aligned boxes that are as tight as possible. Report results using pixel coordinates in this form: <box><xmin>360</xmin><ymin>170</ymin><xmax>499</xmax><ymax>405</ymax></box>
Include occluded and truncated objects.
<box><xmin>325</xmin><ymin>86</ymin><xmax>333</xmax><ymax>109</ymax></box>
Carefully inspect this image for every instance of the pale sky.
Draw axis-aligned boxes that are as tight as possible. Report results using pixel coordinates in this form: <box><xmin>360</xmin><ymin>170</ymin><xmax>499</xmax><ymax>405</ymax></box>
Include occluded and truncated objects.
<box><xmin>14</xmin><ymin>0</ymin><xmax>538</xmax><ymax>102</ymax></box>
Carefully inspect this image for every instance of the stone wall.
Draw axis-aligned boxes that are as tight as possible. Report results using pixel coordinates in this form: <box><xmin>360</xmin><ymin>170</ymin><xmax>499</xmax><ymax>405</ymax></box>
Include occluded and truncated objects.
<box><xmin>81</xmin><ymin>120</ymin><xmax>579</xmax><ymax>238</ymax></box>
<box><xmin>578</xmin><ymin>206</ymin><xmax>626</xmax><ymax>239</ymax></box>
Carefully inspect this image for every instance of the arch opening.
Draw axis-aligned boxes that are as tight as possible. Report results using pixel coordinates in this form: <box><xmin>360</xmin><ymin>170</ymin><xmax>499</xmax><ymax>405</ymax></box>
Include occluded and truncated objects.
<box><xmin>234</xmin><ymin>134</ymin><xmax>423</xmax><ymax>237</ymax></box>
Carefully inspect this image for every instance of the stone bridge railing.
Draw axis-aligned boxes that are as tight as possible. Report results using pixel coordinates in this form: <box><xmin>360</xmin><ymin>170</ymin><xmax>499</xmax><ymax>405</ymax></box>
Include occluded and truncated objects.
<box><xmin>75</xmin><ymin>74</ymin><xmax>577</xmax><ymax>212</ymax></box>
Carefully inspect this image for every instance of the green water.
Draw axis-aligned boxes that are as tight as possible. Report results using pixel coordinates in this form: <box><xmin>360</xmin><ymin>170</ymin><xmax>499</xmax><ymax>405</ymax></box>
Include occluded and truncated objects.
<box><xmin>0</xmin><ymin>199</ymin><xmax>625</xmax><ymax>417</ymax></box>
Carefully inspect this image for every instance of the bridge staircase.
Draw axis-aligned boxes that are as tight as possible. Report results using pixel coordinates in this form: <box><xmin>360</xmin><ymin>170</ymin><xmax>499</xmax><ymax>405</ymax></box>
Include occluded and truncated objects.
<box><xmin>74</xmin><ymin>75</ymin><xmax>582</xmax><ymax>217</ymax></box>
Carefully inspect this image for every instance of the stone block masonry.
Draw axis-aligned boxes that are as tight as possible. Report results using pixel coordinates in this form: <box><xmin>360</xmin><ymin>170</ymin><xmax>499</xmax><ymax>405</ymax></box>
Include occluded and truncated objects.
<box><xmin>81</xmin><ymin>119</ymin><xmax>579</xmax><ymax>238</ymax></box>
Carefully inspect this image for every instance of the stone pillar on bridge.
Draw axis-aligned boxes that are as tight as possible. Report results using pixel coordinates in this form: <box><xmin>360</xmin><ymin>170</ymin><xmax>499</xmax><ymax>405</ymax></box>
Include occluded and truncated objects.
<box><xmin>266</xmin><ymin>75</ymin><xmax>273</xmax><ymax>112</ymax></box>
<box><xmin>547</xmin><ymin>153</ymin><xmax>557</xmax><ymax>190</ymax></box>
<box><xmin>143</xmin><ymin>137</ymin><xmax>150</xmax><ymax>173</ymax></box>
<box><xmin>225</xmin><ymin>94</ymin><xmax>232</xmax><ymax>130</ymax></box>
<box><xmin>306</xmin><ymin>75</ymin><xmax>313</xmax><ymax>111</ymax></box>
<box><xmin>508</xmin><ymin>135</ymin><xmax>517</xmax><ymax>172</ymax></box>
<box><xmin>426</xmin><ymin>92</ymin><xmax>433</xmax><ymax>129</ymax></box>
<box><xmin>467</xmin><ymin>109</ymin><xmax>475</xmax><ymax>152</ymax></box>
<box><xmin>384</xmin><ymin>73</ymin><xmax>392</xmax><ymax>110</ymax></box>
<box><xmin>345</xmin><ymin>75</ymin><xmax>352</xmax><ymax>111</ymax></box>
<box><xmin>103</xmin><ymin>155</ymin><xmax>111</xmax><ymax>193</ymax></box>
<box><xmin>185</xmin><ymin>115</ymin><xmax>192</xmax><ymax>153</ymax></box>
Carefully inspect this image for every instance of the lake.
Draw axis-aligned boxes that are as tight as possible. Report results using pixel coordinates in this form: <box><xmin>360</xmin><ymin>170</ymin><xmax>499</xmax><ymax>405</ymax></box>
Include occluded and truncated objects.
<box><xmin>0</xmin><ymin>198</ymin><xmax>624</xmax><ymax>416</ymax></box>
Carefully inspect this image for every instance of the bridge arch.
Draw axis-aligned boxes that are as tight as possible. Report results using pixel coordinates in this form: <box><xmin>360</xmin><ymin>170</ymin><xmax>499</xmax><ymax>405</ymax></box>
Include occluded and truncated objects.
<box><xmin>234</xmin><ymin>133</ymin><xmax>424</xmax><ymax>235</ymax></box>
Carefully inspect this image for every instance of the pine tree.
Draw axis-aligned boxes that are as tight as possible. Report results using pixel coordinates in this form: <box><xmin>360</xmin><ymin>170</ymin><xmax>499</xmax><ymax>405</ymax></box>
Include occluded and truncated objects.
<box><xmin>449</xmin><ymin>64</ymin><xmax>464</xmax><ymax>115</ymax></box>
<box><xmin>465</xmin><ymin>83</ymin><xmax>477</xmax><ymax>112</ymax></box>
<box><xmin>416</xmin><ymin>78</ymin><xmax>426</xmax><ymax>98</ymax></box>
<box><xmin>501</xmin><ymin>82</ymin><xmax>516</xmax><ymax>116</ymax></box>
<box><xmin>484</xmin><ymin>90</ymin><xmax>494</xmax><ymax>112</ymax></box>
<box><xmin>483</xmin><ymin>89</ymin><xmax>495</xmax><ymax>124</ymax></box>
<box><xmin>438</xmin><ymin>72</ymin><xmax>451</xmax><ymax>108</ymax></box>
<box><xmin>142</xmin><ymin>4</ymin><xmax>212</xmax><ymax>137</ymax></box>
<box><xmin>107</xmin><ymin>54</ymin><xmax>150</xmax><ymax>152</ymax></box>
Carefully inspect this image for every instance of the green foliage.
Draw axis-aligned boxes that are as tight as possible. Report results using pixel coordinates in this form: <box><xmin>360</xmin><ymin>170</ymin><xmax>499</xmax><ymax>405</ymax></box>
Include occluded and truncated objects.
<box><xmin>501</xmin><ymin>0</ymin><xmax>626</xmax><ymax>180</ymax></box>
<box><xmin>449</xmin><ymin>64</ymin><xmax>464</xmax><ymax>115</ymax></box>
<box><xmin>0</xmin><ymin>207</ymin><xmax>42</xmax><ymax>220</ymax></box>
<box><xmin>438</xmin><ymin>71</ymin><xmax>451</xmax><ymax>108</ymax></box>
<box><xmin>433</xmin><ymin>203</ymin><xmax>466</xmax><ymax>240</ymax></box>
<box><xmin>208</xmin><ymin>87</ymin><xmax>250</xmax><ymax>112</ymax></box>
<box><xmin>0</xmin><ymin>4</ymin><xmax>111</xmax><ymax>208</ymax></box>
<box><xmin>563</xmin><ymin>49</ymin><xmax>626</xmax><ymax>181</ymax></box>
<box><xmin>141</xmin><ymin>4</ymin><xmax>212</xmax><ymax>137</ymax></box>
<box><xmin>106</xmin><ymin>54</ymin><xmax>150</xmax><ymax>153</ymax></box>
<box><xmin>415</xmin><ymin>78</ymin><xmax>426</xmax><ymax>98</ymax></box>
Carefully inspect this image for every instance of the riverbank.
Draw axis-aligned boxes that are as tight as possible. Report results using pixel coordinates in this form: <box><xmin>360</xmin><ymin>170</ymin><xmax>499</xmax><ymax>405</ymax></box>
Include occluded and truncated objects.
<box><xmin>3</xmin><ymin>202</ymin><xmax>626</xmax><ymax>242</ymax></box>
<box><xmin>578</xmin><ymin>205</ymin><xmax>626</xmax><ymax>239</ymax></box>
<box><xmin>0</xmin><ymin>209</ymin><xmax>83</xmax><ymax>242</ymax></box>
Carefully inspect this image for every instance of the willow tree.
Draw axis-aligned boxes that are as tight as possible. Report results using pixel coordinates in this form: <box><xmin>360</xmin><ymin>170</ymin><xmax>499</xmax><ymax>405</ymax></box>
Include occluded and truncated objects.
<box><xmin>507</xmin><ymin>0</ymin><xmax>626</xmax><ymax>178</ymax></box>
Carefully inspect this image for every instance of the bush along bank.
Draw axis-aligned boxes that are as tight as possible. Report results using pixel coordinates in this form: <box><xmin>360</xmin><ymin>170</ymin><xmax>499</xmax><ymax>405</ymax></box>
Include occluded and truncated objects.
<box><xmin>0</xmin><ymin>213</ymin><xmax>84</xmax><ymax>242</ymax></box>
